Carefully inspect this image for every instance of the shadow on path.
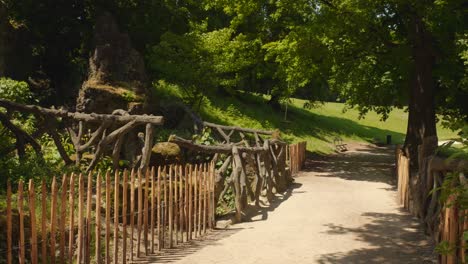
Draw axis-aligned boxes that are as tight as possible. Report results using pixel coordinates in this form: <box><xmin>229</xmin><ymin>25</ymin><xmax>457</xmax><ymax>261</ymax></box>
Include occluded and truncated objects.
<box><xmin>308</xmin><ymin>143</ymin><xmax>435</xmax><ymax>263</ymax></box>
<box><xmin>303</xmin><ymin>144</ymin><xmax>397</xmax><ymax>186</ymax></box>
<box><xmin>317</xmin><ymin>210</ymin><xmax>435</xmax><ymax>264</ymax></box>
<box><xmin>143</xmin><ymin>182</ymin><xmax>302</xmax><ymax>263</ymax></box>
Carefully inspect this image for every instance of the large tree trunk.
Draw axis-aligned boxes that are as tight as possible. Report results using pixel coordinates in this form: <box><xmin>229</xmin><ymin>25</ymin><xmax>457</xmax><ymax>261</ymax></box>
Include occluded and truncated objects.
<box><xmin>404</xmin><ymin>14</ymin><xmax>438</xmax><ymax>218</ymax></box>
<box><xmin>404</xmin><ymin>14</ymin><xmax>438</xmax><ymax>167</ymax></box>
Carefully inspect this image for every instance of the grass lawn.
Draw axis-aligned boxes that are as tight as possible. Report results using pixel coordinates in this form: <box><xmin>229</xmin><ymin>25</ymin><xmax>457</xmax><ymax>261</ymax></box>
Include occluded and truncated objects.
<box><xmin>154</xmin><ymin>84</ymin><xmax>459</xmax><ymax>154</ymax></box>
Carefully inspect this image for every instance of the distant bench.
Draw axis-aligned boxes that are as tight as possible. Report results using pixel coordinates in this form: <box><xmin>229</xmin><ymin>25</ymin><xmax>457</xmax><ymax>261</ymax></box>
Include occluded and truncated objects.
<box><xmin>333</xmin><ymin>136</ymin><xmax>347</xmax><ymax>152</ymax></box>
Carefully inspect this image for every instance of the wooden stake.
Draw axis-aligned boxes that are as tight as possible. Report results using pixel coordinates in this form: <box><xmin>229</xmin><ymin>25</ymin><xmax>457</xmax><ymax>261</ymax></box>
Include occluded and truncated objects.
<box><xmin>95</xmin><ymin>173</ymin><xmax>102</xmax><ymax>264</ymax></box>
<box><xmin>105</xmin><ymin>171</ymin><xmax>111</xmax><ymax>264</ymax></box>
<box><xmin>184</xmin><ymin>165</ymin><xmax>189</xmax><ymax>241</ymax></box>
<box><xmin>18</xmin><ymin>181</ymin><xmax>25</xmax><ymax>264</ymax></box>
<box><xmin>68</xmin><ymin>175</ymin><xmax>75</xmax><ymax>262</ymax></box>
<box><xmin>174</xmin><ymin>165</ymin><xmax>179</xmax><ymax>246</ymax></box>
<box><xmin>169</xmin><ymin>165</ymin><xmax>174</xmax><ymax>248</ymax></box>
<box><xmin>151</xmin><ymin>167</ymin><xmax>155</xmax><ymax>253</ymax></box>
<box><xmin>137</xmin><ymin>169</ymin><xmax>143</xmax><ymax>257</ymax></box>
<box><xmin>86</xmin><ymin>172</ymin><xmax>92</xmax><ymax>264</ymax></box>
<box><xmin>203</xmin><ymin>164</ymin><xmax>207</xmax><ymax>234</ymax></box>
<box><xmin>77</xmin><ymin>174</ymin><xmax>84</xmax><ymax>264</ymax></box>
<box><xmin>29</xmin><ymin>180</ymin><xmax>38</xmax><ymax>264</ymax></box>
<box><xmin>7</xmin><ymin>181</ymin><xmax>12</xmax><ymax>264</ymax></box>
<box><xmin>211</xmin><ymin>162</ymin><xmax>215</xmax><ymax>229</ymax></box>
<box><xmin>122</xmin><ymin>170</ymin><xmax>128</xmax><ymax>264</ymax></box>
<box><xmin>179</xmin><ymin>165</ymin><xmax>184</xmax><ymax>242</ymax></box>
<box><xmin>193</xmin><ymin>165</ymin><xmax>198</xmax><ymax>238</ymax></box>
<box><xmin>41</xmin><ymin>180</ymin><xmax>47</xmax><ymax>264</ymax></box>
<box><xmin>157</xmin><ymin>166</ymin><xmax>162</xmax><ymax>251</ymax></box>
<box><xmin>114</xmin><ymin>170</ymin><xmax>120</xmax><ymax>264</ymax></box>
<box><xmin>51</xmin><ymin>177</ymin><xmax>58</xmax><ymax>264</ymax></box>
<box><xmin>130</xmin><ymin>169</ymin><xmax>135</xmax><ymax>261</ymax></box>
<box><xmin>163</xmin><ymin>166</ymin><xmax>168</xmax><ymax>248</ymax></box>
<box><xmin>59</xmin><ymin>175</ymin><xmax>68</xmax><ymax>264</ymax></box>
<box><xmin>198</xmin><ymin>165</ymin><xmax>202</xmax><ymax>236</ymax></box>
<box><xmin>144</xmin><ymin>168</ymin><xmax>149</xmax><ymax>255</ymax></box>
<box><xmin>188</xmin><ymin>165</ymin><xmax>193</xmax><ymax>240</ymax></box>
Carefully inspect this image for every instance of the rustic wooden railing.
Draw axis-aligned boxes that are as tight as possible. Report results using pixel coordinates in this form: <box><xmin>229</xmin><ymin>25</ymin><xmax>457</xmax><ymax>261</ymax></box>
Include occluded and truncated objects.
<box><xmin>4</xmin><ymin>163</ymin><xmax>214</xmax><ymax>264</ymax></box>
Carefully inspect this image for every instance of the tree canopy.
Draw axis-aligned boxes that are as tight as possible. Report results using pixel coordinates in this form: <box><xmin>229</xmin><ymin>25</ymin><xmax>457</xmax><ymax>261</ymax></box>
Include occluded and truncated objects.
<box><xmin>0</xmin><ymin>0</ymin><xmax>467</xmax><ymax>157</ymax></box>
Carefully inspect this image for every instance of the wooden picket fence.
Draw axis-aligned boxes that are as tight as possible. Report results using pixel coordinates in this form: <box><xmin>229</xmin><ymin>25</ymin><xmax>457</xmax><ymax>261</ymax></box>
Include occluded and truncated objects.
<box><xmin>288</xmin><ymin>142</ymin><xmax>307</xmax><ymax>176</ymax></box>
<box><xmin>4</xmin><ymin>163</ymin><xmax>215</xmax><ymax>264</ymax></box>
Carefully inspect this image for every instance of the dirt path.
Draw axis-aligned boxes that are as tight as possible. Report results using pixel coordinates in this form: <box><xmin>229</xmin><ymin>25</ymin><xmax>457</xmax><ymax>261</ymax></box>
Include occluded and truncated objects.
<box><xmin>156</xmin><ymin>143</ymin><xmax>435</xmax><ymax>263</ymax></box>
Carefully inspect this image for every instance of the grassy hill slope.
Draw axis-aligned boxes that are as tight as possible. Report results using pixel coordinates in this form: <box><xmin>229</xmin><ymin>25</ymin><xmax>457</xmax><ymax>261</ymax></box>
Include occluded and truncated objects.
<box><xmin>155</xmin><ymin>84</ymin><xmax>458</xmax><ymax>154</ymax></box>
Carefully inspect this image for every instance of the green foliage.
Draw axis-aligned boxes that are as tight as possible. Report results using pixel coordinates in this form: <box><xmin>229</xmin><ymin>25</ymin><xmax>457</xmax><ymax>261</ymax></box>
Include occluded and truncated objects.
<box><xmin>0</xmin><ymin>78</ymin><xmax>36</xmax><ymax>104</ymax></box>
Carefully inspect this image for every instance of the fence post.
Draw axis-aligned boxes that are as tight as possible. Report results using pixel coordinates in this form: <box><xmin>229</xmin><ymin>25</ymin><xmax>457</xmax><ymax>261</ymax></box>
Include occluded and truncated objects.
<box><xmin>137</xmin><ymin>169</ymin><xmax>143</xmax><ymax>256</ymax></box>
<box><xmin>189</xmin><ymin>165</ymin><xmax>193</xmax><ymax>241</ymax></box>
<box><xmin>174</xmin><ymin>165</ymin><xmax>179</xmax><ymax>246</ymax></box>
<box><xmin>86</xmin><ymin>172</ymin><xmax>93</xmax><ymax>264</ymax></box>
<box><xmin>151</xmin><ymin>167</ymin><xmax>155</xmax><ymax>253</ymax></box>
<box><xmin>144</xmin><ymin>168</ymin><xmax>149</xmax><ymax>254</ymax></box>
<box><xmin>105</xmin><ymin>171</ymin><xmax>111</xmax><ymax>264</ymax></box>
<box><xmin>169</xmin><ymin>165</ymin><xmax>174</xmax><ymax>248</ymax></box>
<box><xmin>7</xmin><ymin>181</ymin><xmax>12</xmax><ymax>264</ymax></box>
<box><xmin>18</xmin><ymin>181</ymin><xmax>25</xmax><ymax>264</ymax></box>
<box><xmin>95</xmin><ymin>173</ymin><xmax>101</xmax><ymax>264</ymax></box>
<box><xmin>179</xmin><ymin>165</ymin><xmax>184</xmax><ymax>243</ymax></box>
<box><xmin>130</xmin><ymin>169</ymin><xmax>135</xmax><ymax>261</ymax></box>
<box><xmin>157</xmin><ymin>166</ymin><xmax>162</xmax><ymax>251</ymax></box>
<box><xmin>68</xmin><ymin>175</ymin><xmax>75</xmax><ymax>262</ymax></box>
<box><xmin>122</xmin><ymin>170</ymin><xmax>128</xmax><ymax>264</ymax></box>
<box><xmin>29</xmin><ymin>180</ymin><xmax>38</xmax><ymax>264</ymax></box>
<box><xmin>114</xmin><ymin>170</ymin><xmax>120</xmax><ymax>263</ymax></box>
<box><xmin>51</xmin><ymin>177</ymin><xmax>58</xmax><ymax>264</ymax></box>
<box><xmin>59</xmin><ymin>175</ymin><xmax>68</xmax><ymax>264</ymax></box>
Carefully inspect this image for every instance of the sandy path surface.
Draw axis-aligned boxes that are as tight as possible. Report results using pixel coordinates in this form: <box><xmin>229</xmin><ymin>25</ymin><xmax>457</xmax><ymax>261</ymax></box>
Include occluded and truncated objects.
<box><xmin>154</xmin><ymin>143</ymin><xmax>435</xmax><ymax>263</ymax></box>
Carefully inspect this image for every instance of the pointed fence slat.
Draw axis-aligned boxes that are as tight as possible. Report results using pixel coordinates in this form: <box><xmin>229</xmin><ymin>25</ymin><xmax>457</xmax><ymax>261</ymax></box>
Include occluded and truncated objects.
<box><xmin>77</xmin><ymin>174</ymin><xmax>84</xmax><ymax>264</ymax></box>
<box><xmin>59</xmin><ymin>176</ymin><xmax>68</xmax><ymax>264</ymax></box>
<box><xmin>203</xmin><ymin>164</ymin><xmax>207</xmax><ymax>234</ymax></box>
<box><xmin>7</xmin><ymin>181</ymin><xmax>12</xmax><ymax>264</ymax></box>
<box><xmin>137</xmin><ymin>169</ymin><xmax>143</xmax><ymax>256</ymax></box>
<box><xmin>114</xmin><ymin>170</ymin><xmax>120</xmax><ymax>264</ymax></box>
<box><xmin>151</xmin><ymin>167</ymin><xmax>155</xmax><ymax>253</ymax></box>
<box><xmin>169</xmin><ymin>165</ymin><xmax>174</xmax><ymax>248</ymax></box>
<box><xmin>184</xmin><ymin>165</ymin><xmax>189</xmax><ymax>241</ymax></box>
<box><xmin>50</xmin><ymin>177</ymin><xmax>58</xmax><ymax>264</ymax></box>
<box><xmin>174</xmin><ymin>165</ymin><xmax>179</xmax><ymax>246</ymax></box>
<box><xmin>105</xmin><ymin>171</ymin><xmax>111</xmax><ymax>264</ymax></box>
<box><xmin>179</xmin><ymin>165</ymin><xmax>184</xmax><ymax>242</ymax></box>
<box><xmin>122</xmin><ymin>170</ymin><xmax>128</xmax><ymax>264</ymax></box>
<box><xmin>130</xmin><ymin>169</ymin><xmax>135</xmax><ymax>261</ymax></box>
<box><xmin>163</xmin><ymin>166</ymin><xmax>168</xmax><ymax>249</ymax></box>
<box><xmin>18</xmin><ymin>181</ymin><xmax>25</xmax><ymax>264</ymax></box>
<box><xmin>96</xmin><ymin>174</ymin><xmax>102</xmax><ymax>264</ymax></box>
<box><xmin>189</xmin><ymin>165</ymin><xmax>193</xmax><ymax>240</ymax></box>
<box><xmin>86</xmin><ymin>172</ymin><xmax>93</xmax><ymax>264</ymax></box>
<box><xmin>144</xmin><ymin>168</ymin><xmax>149</xmax><ymax>255</ymax></box>
<box><xmin>41</xmin><ymin>181</ymin><xmax>47</xmax><ymax>264</ymax></box>
<box><xmin>29</xmin><ymin>180</ymin><xmax>38</xmax><ymax>264</ymax></box>
<box><xmin>157</xmin><ymin>166</ymin><xmax>162</xmax><ymax>251</ymax></box>
<box><xmin>68</xmin><ymin>175</ymin><xmax>75</xmax><ymax>262</ymax></box>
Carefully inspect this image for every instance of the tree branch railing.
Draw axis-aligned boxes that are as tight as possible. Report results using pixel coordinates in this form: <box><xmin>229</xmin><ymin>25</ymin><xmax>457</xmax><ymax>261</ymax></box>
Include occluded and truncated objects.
<box><xmin>169</xmin><ymin>122</ymin><xmax>303</xmax><ymax>222</ymax></box>
<box><xmin>0</xmin><ymin>99</ymin><xmax>164</xmax><ymax>172</ymax></box>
